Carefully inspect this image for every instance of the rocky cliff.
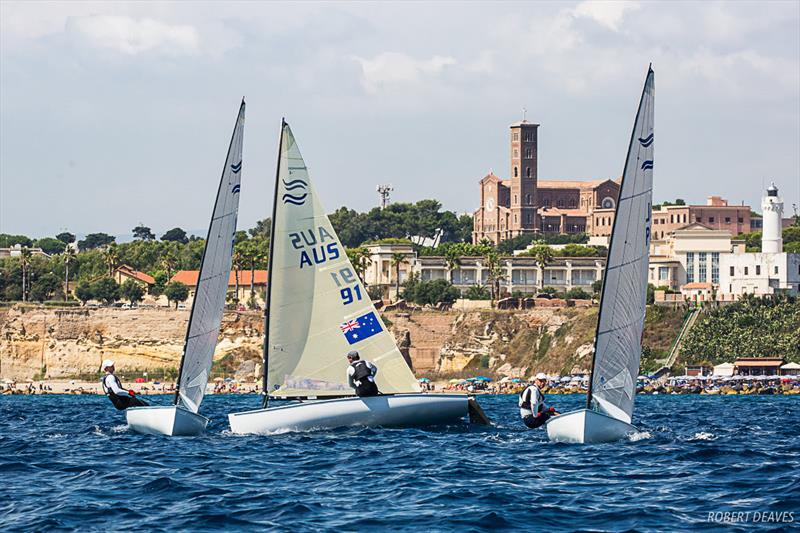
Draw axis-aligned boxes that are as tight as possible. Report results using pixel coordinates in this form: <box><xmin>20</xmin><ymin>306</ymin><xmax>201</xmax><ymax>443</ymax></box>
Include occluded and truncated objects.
<box><xmin>0</xmin><ymin>305</ymin><xmax>684</xmax><ymax>381</ymax></box>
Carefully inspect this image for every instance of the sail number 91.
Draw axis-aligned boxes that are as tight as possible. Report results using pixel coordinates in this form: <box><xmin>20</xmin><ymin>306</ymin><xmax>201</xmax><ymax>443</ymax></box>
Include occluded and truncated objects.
<box><xmin>330</xmin><ymin>267</ymin><xmax>363</xmax><ymax>305</ymax></box>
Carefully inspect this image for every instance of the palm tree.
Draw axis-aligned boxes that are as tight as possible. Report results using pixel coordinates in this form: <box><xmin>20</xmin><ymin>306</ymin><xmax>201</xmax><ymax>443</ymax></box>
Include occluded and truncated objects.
<box><xmin>20</xmin><ymin>247</ymin><xmax>31</xmax><ymax>302</ymax></box>
<box><xmin>160</xmin><ymin>249</ymin><xmax>178</xmax><ymax>281</ymax></box>
<box><xmin>232</xmin><ymin>245</ymin><xmax>244</xmax><ymax>304</ymax></box>
<box><xmin>103</xmin><ymin>243</ymin><xmax>119</xmax><ymax>276</ymax></box>
<box><xmin>390</xmin><ymin>252</ymin><xmax>408</xmax><ymax>302</ymax></box>
<box><xmin>443</xmin><ymin>248</ymin><xmax>462</xmax><ymax>283</ymax></box>
<box><xmin>483</xmin><ymin>251</ymin><xmax>505</xmax><ymax>305</ymax></box>
<box><xmin>63</xmin><ymin>245</ymin><xmax>76</xmax><ymax>300</ymax></box>
<box><xmin>347</xmin><ymin>247</ymin><xmax>371</xmax><ymax>284</ymax></box>
<box><xmin>528</xmin><ymin>244</ymin><xmax>554</xmax><ymax>290</ymax></box>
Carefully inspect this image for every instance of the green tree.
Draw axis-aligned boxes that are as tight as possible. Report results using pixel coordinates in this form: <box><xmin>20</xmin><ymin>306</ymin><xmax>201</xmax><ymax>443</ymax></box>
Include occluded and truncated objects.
<box><xmin>591</xmin><ymin>279</ymin><xmax>603</xmax><ymax>295</ymax></box>
<box><xmin>103</xmin><ymin>243</ymin><xmax>120</xmax><ymax>276</ymax></box>
<box><xmin>92</xmin><ymin>277</ymin><xmax>120</xmax><ymax>305</ymax></box>
<box><xmin>120</xmin><ymin>279</ymin><xmax>145</xmax><ymax>305</ymax></box>
<box><xmin>164</xmin><ymin>281</ymin><xmax>190</xmax><ymax>309</ymax></box>
<box><xmin>63</xmin><ymin>246</ymin><xmax>76</xmax><ymax>300</ymax></box>
<box><xmin>402</xmin><ymin>276</ymin><xmax>459</xmax><ymax>305</ymax></box>
<box><xmin>75</xmin><ymin>281</ymin><xmax>94</xmax><ymax>304</ymax></box>
<box><xmin>149</xmin><ymin>271</ymin><xmax>168</xmax><ymax>297</ymax></box>
<box><xmin>78</xmin><ymin>233</ymin><xmax>115</xmax><ymax>251</ymax></box>
<box><xmin>464</xmin><ymin>285</ymin><xmax>490</xmax><ymax>300</ymax></box>
<box><xmin>20</xmin><ymin>247</ymin><xmax>31</xmax><ymax>301</ymax></box>
<box><xmin>35</xmin><ymin>237</ymin><xmax>68</xmax><ymax>255</ymax></box>
<box><xmin>565</xmin><ymin>287</ymin><xmax>592</xmax><ymax>300</ymax></box>
<box><xmin>160</xmin><ymin>249</ymin><xmax>178</xmax><ymax>280</ymax></box>
<box><xmin>390</xmin><ymin>252</ymin><xmax>408</xmax><ymax>301</ymax></box>
<box><xmin>56</xmin><ymin>232</ymin><xmax>76</xmax><ymax>245</ymax></box>
<box><xmin>248</xmin><ymin>218</ymin><xmax>272</xmax><ymax>239</ymax></box>
<box><xmin>346</xmin><ymin>247</ymin><xmax>371</xmax><ymax>283</ymax></box>
<box><xmin>0</xmin><ymin>234</ymin><xmax>33</xmax><ymax>247</ymax></box>
<box><xmin>483</xmin><ymin>251</ymin><xmax>505</xmax><ymax>304</ymax></box>
<box><xmin>161</xmin><ymin>227</ymin><xmax>189</xmax><ymax>244</ymax></box>
<box><xmin>526</xmin><ymin>244</ymin><xmax>554</xmax><ymax>289</ymax></box>
<box><xmin>30</xmin><ymin>273</ymin><xmax>62</xmax><ymax>302</ymax></box>
<box><xmin>443</xmin><ymin>247</ymin><xmax>462</xmax><ymax>283</ymax></box>
<box><xmin>132</xmin><ymin>224</ymin><xmax>156</xmax><ymax>240</ymax></box>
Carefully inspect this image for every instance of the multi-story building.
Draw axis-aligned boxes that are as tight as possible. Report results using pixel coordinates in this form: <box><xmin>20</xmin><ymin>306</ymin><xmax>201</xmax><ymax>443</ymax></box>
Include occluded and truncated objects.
<box><xmin>473</xmin><ymin>120</ymin><xmax>621</xmax><ymax>244</ymax></box>
<box><xmin>650</xmin><ymin>196</ymin><xmax>751</xmax><ymax>241</ymax></box>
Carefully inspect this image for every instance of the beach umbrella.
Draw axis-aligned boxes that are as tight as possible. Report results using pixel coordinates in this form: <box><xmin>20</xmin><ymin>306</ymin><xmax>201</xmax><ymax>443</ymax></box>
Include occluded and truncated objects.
<box><xmin>476</xmin><ymin>376</ymin><xmax>492</xmax><ymax>382</ymax></box>
<box><xmin>511</xmin><ymin>378</ymin><xmax>522</xmax><ymax>383</ymax></box>
<box><xmin>560</xmin><ymin>376</ymin><xmax>571</xmax><ymax>382</ymax></box>
<box><xmin>224</xmin><ymin>377</ymin><xmax>234</xmax><ymax>382</ymax></box>
<box><xmin>418</xmin><ymin>378</ymin><xmax>430</xmax><ymax>383</ymax></box>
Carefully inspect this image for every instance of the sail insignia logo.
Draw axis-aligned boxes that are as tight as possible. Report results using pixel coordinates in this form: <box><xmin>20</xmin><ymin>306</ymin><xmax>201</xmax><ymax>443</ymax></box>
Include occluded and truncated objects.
<box><xmin>641</xmin><ymin>160</ymin><xmax>653</xmax><ymax>171</ymax></box>
<box><xmin>282</xmin><ymin>178</ymin><xmax>308</xmax><ymax>205</ymax></box>
<box><xmin>231</xmin><ymin>184</ymin><xmax>241</xmax><ymax>194</ymax></box>
<box><xmin>231</xmin><ymin>161</ymin><xmax>242</xmax><ymax>174</ymax></box>
<box><xmin>638</xmin><ymin>133</ymin><xmax>654</xmax><ymax>147</ymax></box>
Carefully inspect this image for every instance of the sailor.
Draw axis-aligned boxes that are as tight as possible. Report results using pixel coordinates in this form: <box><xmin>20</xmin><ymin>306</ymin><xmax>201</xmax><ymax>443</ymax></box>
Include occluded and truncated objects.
<box><xmin>100</xmin><ymin>360</ymin><xmax>148</xmax><ymax>410</ymax></box>
<box><xmin>346</xmin><ymin>350</ymin><xmax>379</xmax><ymax>397</ymax></box>
<box><xmin>519</xmin><ymin>372</ymin><xmax>558</xmax><ymax>429</ymax></box>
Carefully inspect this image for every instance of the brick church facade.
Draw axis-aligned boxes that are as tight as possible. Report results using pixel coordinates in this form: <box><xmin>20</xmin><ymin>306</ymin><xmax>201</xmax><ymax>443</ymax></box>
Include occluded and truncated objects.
<box><xmin>472</xmin><ymin>120</ymin><xmax>621</xmax><ymax>244</ymax></box>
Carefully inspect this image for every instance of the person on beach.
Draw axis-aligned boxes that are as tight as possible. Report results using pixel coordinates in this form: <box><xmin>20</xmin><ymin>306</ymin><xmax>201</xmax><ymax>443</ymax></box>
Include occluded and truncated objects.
<box><xmin>100</xmin><ymin>359</ymin><xmax>148</xmax><ymax>410</ymax></box>
<box><xmin>519</xmin><ymin>373</ymin><xmax>559</xmax><ymax>429</ymax></box>
<box><xmin>346</xmin><ymin>350</ymin><xmax>379</xmax><ymax>397</ymax></box>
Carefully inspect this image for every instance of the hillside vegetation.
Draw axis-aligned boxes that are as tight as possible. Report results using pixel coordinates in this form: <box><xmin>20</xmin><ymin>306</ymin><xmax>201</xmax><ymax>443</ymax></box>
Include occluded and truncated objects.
<box><xmin>680</xmin><ymin>295</ymin><xmax>800</xmax><ymax>364</ymax></box>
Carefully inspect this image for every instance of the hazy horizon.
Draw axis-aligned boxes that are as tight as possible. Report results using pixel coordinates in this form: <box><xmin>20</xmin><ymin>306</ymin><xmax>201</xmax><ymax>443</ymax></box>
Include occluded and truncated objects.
<box><xmin>2</xmin><ymin>1</ymin><xmax>798</xmax><ymax>239</ymax></box>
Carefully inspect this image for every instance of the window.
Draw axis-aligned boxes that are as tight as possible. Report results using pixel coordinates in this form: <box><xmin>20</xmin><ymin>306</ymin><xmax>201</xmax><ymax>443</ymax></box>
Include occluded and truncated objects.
<box><xmin>569</xmin><ymin>198</ymin><xmax>576</xmax><ymax>208</ymax></box>
<box><xmin>514</xmin><ymin>214</ymin><xmax>518</xmax><ymax>223</ymax></box>
<box><xmin>775</xmin><ymin>266</ymin><xmax>779</xmax><ymax>274</ymax></box>
<box><xmin>544</xmin><ymin>198</ymin><xmax>550</xmax><ymax>207</ymax></box>
<box><xmin>659</xmin><ymin>267</ymin><xmax>669</xmax><ymax>281</ymax></box>
<box><xmin>526</xmin><ymin>193</ymin><xmax>531</xmax><ymax>205</ymax></box>
<box><xmin>687</xmin><ymin>252</ymin><xmax>695</xmax><ymax>283</ymax></box>
<box><xmin>525</xmin><ymin>147</ymin><xmax>533</xmax><ymax>159</ymax></box>
<box><xmin>756</xmin><ymin>265</ymin><xmax>761</xmax><ymax>276</ymax></box>
<box><xmin>744</xmin><ymin>266</ymin><xmax>749</xmax><ymax>275</ymax></box>
<box><xmin>711</xmin><ymin>252</ymin><xmax>719</xmax><ymax>284</ymax></box>
<box><xmin>709</xmin><ymin>217</ymin><xmax>715</xmax><ymax>223</ymax></box>
<box><xmin>696</xmin><ymin>217</ymin><xmax>702</xmax><ymax>223</ymax></box>
<box><xmin>557</xmin><ymin>199</ymin><xmax>564</xmax><ymax>208</ymax></box>
<box><xmin>738</xmin><ymin>217</ymin><xmax>743</xmax><ymax>223</ymax></box>
<box><xmin>670</xmin><ymin>215</ymin><xmax>674</xmax><ymax>224</ymax></box>
<box><xmin>699</xmin><ymin>252</ymin><xmax>707</xmax><ymax>282</ymax></box>
<box><xmin>683</xmin><ymin>214</ymin><xmax>687</xmax><ymax>223</ymax></box>
<box><xmin>526</xmin><ymin>167</ymin><xmax>531</xmax><ymax>178</ymax></box>
<box><xmin>514</xmin><ymin>194</ymin><xmax>517</xmax><ymax>205</ymax></box>
<box><xmin>523</xmin><ymin>131</ymin><xmax>532</xmax><ymax>142</ymax></box>
<box><xmin>725</xmin><ymin>217</ymin><xmax>731</xmax><ymax>223</ymax></box>
<box><xmin>514</xmin><ymin>167</ymin><xmax>518</xmax><ymax>177</ymax></box>
<box><xmin>513</xmin><ymin>132</ymin><xmax>519</xmax><ymax>141</ymax></box>
<box><xmin>730</xmin><ymin>266</ymin><xmax>734</xmax><ymax>276</ymax></box>
<box><xmin>513</xmin><ymin>149</ymin><xmax>519</xmax><ymax>158</ymax></box>
<box><xmin>526</xmin><ymin>213</ymin><xmax>532</xmax><ymax>224</ymax></box>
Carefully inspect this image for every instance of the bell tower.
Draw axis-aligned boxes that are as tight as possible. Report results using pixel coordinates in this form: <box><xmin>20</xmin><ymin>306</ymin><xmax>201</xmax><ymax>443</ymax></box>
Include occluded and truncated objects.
<box><xmin>509</xmin><ymin>119</ymin><xmax>539</xmax><ymax>234</ymax></box>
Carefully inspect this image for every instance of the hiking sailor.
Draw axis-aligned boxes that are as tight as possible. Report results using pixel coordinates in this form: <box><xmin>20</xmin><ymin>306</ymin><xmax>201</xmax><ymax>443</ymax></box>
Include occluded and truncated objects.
<box><xmin>519</xmin><ymin>372</ymin><xmax>558</xmax><ymax>429</ymax></box>
<box><xmin>346</xmin><ymin>350</ymin><xmax>379</xmax><ymax>397</ymax></box>
<box><xmin>100</xmin><ymin>359</ymin><xmax>148</xmax><ymax>410</ymax></box>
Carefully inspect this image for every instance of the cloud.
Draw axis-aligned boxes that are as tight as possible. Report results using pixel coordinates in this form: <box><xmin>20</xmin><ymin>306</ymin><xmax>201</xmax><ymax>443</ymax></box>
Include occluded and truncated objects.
<box><xmin>67</xmin><ymin>15</ymin><xmax>200</xmax><ymax>56</ymax></box>
<box><xmin>351</xmin><ymin>52</ymin><xmax>456</xmax><ymax>93</ymax></box>
<box><xmin>572</xmin><ymin>0</ymin><xmax>641</xmax><ymax>31</ymax></box>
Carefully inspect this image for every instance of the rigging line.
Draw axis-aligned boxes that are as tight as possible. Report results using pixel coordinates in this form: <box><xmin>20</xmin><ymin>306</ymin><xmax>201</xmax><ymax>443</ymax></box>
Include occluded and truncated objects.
<box><xmin>596</xmin><ymin>312</ymin><xmax>648</xmax><ymax>338</ymax></box>
<box><xmin>605</xmin><ymin>253</ymin><xmax>647</xmax><ymax>271</ymax></box>
<box><xmin>617</xmin><ymin>188</ymin><xmax>654</xmax><ymax>203</ymax></box>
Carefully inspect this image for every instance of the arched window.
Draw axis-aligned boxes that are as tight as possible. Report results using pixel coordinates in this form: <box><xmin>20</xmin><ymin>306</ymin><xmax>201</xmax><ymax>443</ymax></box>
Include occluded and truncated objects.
<box><xmin>601</xmin><ymin>197</ymin><xmax>615</xmax><ymax>209</ymax></box>
<box><xmin>525</xmin><ymin>193</ymin><xmax>531</xmax><ymax>205</ymax></box>
<box><xmin>514</xmin><ymin>167</ymin><xmax>518</xmax><ymax>177</ymax></box>
<box><xmin>557</xmin><ymin>199</ymin><xmax>564</xmax><ymax>208</ymax></box>
<box><xmin>568</xmin><ymin>198</ymin><xmax>576</xmax><ymax>208</ymax></box>
<box><xmin>514</xmin><ymin>194</ymin><xmax>518</xmax><ymax>205</ymax></box>
<box><xmin>526</xmin><ymin>167</ymin><xmax>531</xmax><ymax>178</ymax></box>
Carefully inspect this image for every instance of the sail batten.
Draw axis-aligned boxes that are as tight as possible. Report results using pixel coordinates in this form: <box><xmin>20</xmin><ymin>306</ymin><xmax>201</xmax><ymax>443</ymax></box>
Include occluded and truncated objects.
<box><xmin>175</xmin><ymin>102</ymin><xmax>245</xmax><ymax>413</ymax></box>
<box><xmin>265</xmin><ymin>123</ymin><xmax>420</xmax><ymax>398</ymax></box>
<box><xmin>587</xmin><ymin>69</ymin><xmax>654</xmax><ymax>423</ymax></box>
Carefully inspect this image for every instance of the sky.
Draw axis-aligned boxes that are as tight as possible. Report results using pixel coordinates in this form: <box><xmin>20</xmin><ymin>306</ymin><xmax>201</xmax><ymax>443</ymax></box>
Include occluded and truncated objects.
<box><xmin>1</xmin><ymin>0</ymin><xmax>798</xmax><ymax>239</ymax></box>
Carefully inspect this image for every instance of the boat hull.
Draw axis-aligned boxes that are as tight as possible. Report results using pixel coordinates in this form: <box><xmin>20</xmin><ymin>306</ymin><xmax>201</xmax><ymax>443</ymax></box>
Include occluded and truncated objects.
<box><xmin>546</xmin><ymin>408</ymin><xmax>637</xmax><ymax>444</ymax></box>
<box><xmin>126</xmin><ymin>405</ymin><xmax>209</xmax><ymax>436</ymax></box>
<box><xmin>228</xmin><ymin>393</ymin><xmax>469</xmax><ymax>434</ymax></box>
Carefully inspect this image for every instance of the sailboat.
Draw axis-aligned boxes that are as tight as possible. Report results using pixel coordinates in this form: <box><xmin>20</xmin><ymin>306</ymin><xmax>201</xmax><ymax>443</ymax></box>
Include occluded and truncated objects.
<box><xmin>126</xmin><ymin>100</ymin><xmax>246</xmax><ymax>436</ymax></box>
<box><xmin>228</xmin><ymin>121</ymin><xmax>482</xmax><ymax>434</ymax></box>
<box><xmin>547</xmin><ymin>66</ymin><xmax>654</xmax><ymax>444</ymax></box>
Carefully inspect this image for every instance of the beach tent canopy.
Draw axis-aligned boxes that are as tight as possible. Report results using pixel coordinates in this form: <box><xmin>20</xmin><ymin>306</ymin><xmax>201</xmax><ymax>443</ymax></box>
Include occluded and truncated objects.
<box><xmin>713</xmin><ymin>362</ymin><xmax>735</xmax><ymax>377</ymax></box>
<box><xmin>448</xmin><ymin>378</ymin><xmax>463</xmax><ymax>384</ymax></box>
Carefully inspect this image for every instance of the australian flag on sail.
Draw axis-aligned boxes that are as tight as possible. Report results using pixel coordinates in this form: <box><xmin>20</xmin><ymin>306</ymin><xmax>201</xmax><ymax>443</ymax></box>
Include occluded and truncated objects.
<box><xmin>340</xmin><ymin>311</ymin><xmax>383</xmax><ymax>345</ymax></box>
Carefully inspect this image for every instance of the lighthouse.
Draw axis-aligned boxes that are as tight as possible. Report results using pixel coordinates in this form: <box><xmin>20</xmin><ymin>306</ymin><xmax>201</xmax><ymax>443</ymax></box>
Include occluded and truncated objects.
<box><xmin>761</xmin><ymin>183</ymin><xmax>783</xmax><ymax>254</ymax></box>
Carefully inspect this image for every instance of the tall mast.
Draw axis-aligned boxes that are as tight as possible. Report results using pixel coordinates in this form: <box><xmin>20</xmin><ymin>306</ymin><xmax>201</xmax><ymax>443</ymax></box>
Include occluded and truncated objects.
<box><xmin>262</xmin><ymin>119</ymin><xmax>286</xmax><ymax>408</ymax></box>
<box><xmin>586</xmin><ymin>67</ymin><xmax>652</xmax><ymax>409</ymax></box>
<box><xmin>174</xmin><ymin>99</ymin><xmax>245</xmax><ymax>406</ymax></box>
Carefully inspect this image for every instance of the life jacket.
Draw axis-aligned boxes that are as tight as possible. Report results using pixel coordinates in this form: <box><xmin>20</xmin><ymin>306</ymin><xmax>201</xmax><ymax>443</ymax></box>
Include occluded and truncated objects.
<box><xmin>101</xmin><ymin>374</ymin><xmax>128</xmax><ymax>410</ymax></box>
<box><xmin>519</xmin><ymin>385</ymin><xmax>545</xmax><ymax>414</ymax></box>
<box><xmin>350</xmin><ymin>360</ymin><xmax>372</xmax><ymax>383</ymax></box>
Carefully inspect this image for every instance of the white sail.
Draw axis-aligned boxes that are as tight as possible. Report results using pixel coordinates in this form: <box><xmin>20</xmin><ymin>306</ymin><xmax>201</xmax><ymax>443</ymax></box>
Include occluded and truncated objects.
<box><xmin>176</xmin><ymin>101</ymin><xmax>245</xmax><ymax>412</ymax></box>
<box><xmin>266</xmin><ymin>122</ymin><xmax>420</xmax><ymax>398</ymax></box>
<box><xmin>588</xmin><ymin>68</ymin><xmax>654</xmax><ymax>424</ymax></box>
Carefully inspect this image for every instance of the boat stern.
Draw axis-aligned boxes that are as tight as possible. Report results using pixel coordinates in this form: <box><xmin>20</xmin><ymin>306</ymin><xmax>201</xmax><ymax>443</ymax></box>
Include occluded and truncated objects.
<box><xmin>546</xmin><ymin>408</ymin><xmax>637</xmax><ymax>444</ymax></box>
<box><xmin>126</xmin><ymin>406</ymin><xmax>209</xmax><ymax>436</ymax></box>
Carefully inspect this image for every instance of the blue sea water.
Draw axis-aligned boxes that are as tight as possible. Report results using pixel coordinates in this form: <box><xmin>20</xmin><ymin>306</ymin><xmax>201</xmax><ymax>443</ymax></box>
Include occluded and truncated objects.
<box><xmin>1</xmin><ymin>394</ymin><xmax>798</xmax><ymax>532</ymax></box>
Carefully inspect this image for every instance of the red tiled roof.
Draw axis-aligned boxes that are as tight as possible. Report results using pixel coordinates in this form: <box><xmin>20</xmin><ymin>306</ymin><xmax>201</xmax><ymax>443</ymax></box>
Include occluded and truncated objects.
<box><xmin>538</xmin><ymin>178</ymin><xmax>618</xmax><ymax>190</ymax></box>
<box><xmin>682</xmin><ymin>282</ymin><xmax>712</xmax><ymax>290</ymax></box>
<box><xmin>115</xmin><ymin>265</ymin><xmax>155</xmax><ymax>285</ymax></box>
<box><xmin>170</xmin><ymin>270</ymin><xmax>268</xmax><ymax>287</ymax></box>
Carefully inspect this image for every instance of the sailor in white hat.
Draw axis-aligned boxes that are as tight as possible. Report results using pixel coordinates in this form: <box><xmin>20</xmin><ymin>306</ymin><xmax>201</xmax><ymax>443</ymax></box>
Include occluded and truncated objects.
<box><xmin>100</xmin><ymin>359</ymin><xmax>147</xmax><ymax>410</ymax></box>
<box><xmin>518</xmin><ymin>372</ymin><xmax>559</xmax><ymax>429</ymax></box>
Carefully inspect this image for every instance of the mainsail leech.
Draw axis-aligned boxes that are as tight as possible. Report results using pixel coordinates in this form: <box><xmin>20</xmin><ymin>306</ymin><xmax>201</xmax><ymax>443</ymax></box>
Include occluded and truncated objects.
<box><xmin>174</xmin><ymin>101</ymin><xmax>245</xmax><ymax>413</ymax></box>
<box><xmin>586</xmin><ymin>68</ymin><xmax>654</xmax><ymax>423</ymax></box>
<box><xmin>263</xmin><ymin>122</ymin><xmax>420</xmax><ymax>398</ymax></box>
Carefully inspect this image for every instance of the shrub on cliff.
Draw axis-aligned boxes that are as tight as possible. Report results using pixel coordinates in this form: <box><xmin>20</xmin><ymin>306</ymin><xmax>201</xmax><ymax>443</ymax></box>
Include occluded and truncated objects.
<box><xmin>402</xmin><ymin>277</ymin><xmax>459</xmax><ymax>305</ymax></box>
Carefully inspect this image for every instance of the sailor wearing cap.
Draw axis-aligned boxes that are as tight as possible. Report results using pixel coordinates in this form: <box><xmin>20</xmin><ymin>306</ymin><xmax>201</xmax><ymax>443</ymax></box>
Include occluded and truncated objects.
<box><xmin>100</xmin><ymin>360</ymin><xmax>148</xmax><ymax>410</ymax></box>
<box><xmin>346</xmin><ymin>350</ymin><xmax>379</xmax><ymax>397</ymax></box>
<box><xmin>519</xmin><ymin>372</ymin><xmax>558</xmax><ymax>429</ymax></box>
